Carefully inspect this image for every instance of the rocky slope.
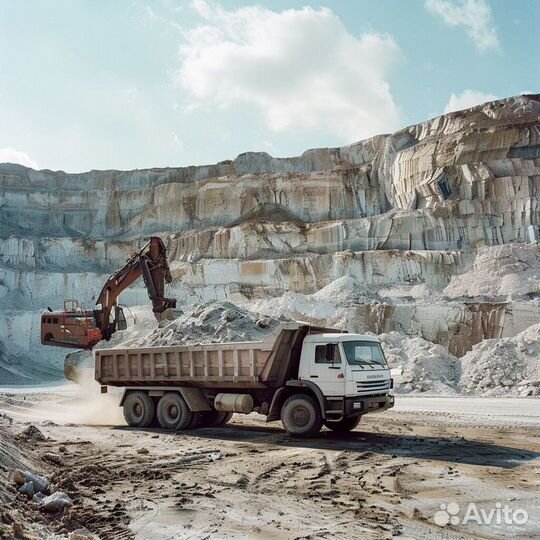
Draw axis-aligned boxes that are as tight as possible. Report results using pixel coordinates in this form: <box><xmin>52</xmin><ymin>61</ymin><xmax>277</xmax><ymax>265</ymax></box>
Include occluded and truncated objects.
<box><xmin>1</xmin><ymin>94</ymin><xmax>539</xmax><ymax>383</ymax></box>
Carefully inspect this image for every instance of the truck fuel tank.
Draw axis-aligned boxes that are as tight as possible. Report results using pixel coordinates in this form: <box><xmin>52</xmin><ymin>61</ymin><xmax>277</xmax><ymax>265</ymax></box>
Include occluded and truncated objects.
<box><xmin>214</xmin><ymin>393</ymin><xmax>254</xmax><ymax>413</ymax></box>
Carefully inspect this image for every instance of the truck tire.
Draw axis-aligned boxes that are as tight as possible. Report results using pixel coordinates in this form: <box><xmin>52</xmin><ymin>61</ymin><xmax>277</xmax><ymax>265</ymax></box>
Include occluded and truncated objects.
<box><xmin>324</xmin><ymin>416</ymin><xmax>361</xmax><ymax>433</ymax></box>
<box><xmin>123</xmin><ymin>391</ymin><xmax>156</xmax><ymax>428</ymax></box>
<box><xmin>195</xmin><ymin>411</ymin><xmax>233</xmax><ymax>428</ymax></box>
<box><xmin>210</xmin><ymin>411</ymin><xmax>233</xmax><ymax>426</ymax></box>
<box><xmin>187</xmin><ymin>412</ymin><xmax>206</xmax><ymax>429</ymax></box>
<box><xmin>281</xmin><ymin>394</ymin><xmax>322</xmax><ymax>438</ymax></box>
<box><xmin>156</xmin><ymin>392</ymin><xmax>193</xmax><ymax>430</ymax></box>
<box><xmin>217</xmin><ymin>412</ymin><xmax>233</xmax><ymax>426</ymax></box>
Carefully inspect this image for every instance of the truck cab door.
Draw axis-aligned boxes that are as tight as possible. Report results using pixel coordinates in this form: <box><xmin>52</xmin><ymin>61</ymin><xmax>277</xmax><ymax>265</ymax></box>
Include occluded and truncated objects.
<box><xmin>305</xmin><ymin>343</ymin><xmax>346</xmax><ymax>396</ymax></box>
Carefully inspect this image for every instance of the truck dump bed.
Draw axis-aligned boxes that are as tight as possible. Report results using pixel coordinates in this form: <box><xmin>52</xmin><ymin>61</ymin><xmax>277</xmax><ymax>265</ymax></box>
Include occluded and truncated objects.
<box><xmin>95</xmin><ymin>323</ymin><xmax>343</xmax><ymax>390</ymax></box>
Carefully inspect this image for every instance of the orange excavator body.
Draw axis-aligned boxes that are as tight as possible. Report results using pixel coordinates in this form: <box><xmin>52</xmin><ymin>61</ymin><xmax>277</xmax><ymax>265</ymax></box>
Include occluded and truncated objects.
<box><xmin>41</xmin><ymin>237</ymin><xmax>176</xmax><ymax>350</ymax></box>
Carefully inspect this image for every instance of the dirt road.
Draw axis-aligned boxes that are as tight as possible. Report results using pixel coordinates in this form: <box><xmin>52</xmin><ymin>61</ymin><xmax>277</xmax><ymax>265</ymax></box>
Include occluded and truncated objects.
<box><xmin>0</xmin><ymin>387</ymin><xmax>538</xmax><ymax>539</ymax></box>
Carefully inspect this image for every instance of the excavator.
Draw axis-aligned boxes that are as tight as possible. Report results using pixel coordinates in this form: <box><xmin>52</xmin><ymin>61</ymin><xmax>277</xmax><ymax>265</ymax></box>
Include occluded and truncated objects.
<box><xmin>40</xmin><ymin>237</ymin><xmax>177</xmax><ymax>350</ymax></box>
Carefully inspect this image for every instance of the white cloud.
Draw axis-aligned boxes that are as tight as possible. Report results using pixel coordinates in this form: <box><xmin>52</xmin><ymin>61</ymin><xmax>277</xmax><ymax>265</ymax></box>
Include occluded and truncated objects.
<box><xmin>425</xmin><ymin>0</ymin><xmax>499</xmax><ymax>52</ymax></box>
<box><xmin>176</xmin><ymin>2</ymin><xmax>401</xmax><ymax>143</ymax></box>
<box><xmin>0</xmin><ymin>148</ymin><xmax>39</xmax><ymax>169</ymax></box>
<box><xmin>444</xmin><ymin>89</ymin><xmax>497</xmax><ymax>113</ymax></box>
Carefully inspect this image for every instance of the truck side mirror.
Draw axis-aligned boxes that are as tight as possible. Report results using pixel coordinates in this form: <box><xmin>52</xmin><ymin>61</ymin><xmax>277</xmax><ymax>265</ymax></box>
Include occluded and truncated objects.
<box><xmin>325</xmin><ymin>343</ymin><xmax>335</xmax><ymax>364</ymax></box>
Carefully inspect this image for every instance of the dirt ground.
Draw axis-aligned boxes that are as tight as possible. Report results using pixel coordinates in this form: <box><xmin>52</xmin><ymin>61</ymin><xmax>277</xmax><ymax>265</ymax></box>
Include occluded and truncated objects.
<box><xmin>0</xmin><ymin>389</ymin><xmax>538</xmax><ymax>540</ymax></box>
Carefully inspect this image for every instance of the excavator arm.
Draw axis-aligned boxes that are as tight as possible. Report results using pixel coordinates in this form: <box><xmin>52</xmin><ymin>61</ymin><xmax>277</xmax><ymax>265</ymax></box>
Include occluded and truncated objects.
<box><xmin>41</xmin><ymin>237</ymin><xmax>177</xmax><ymax>349</ymax></box>
<box><xmin>95</xmin><ymin>237</ymin><xmax>177</xmax><ymax>339</ymax></box>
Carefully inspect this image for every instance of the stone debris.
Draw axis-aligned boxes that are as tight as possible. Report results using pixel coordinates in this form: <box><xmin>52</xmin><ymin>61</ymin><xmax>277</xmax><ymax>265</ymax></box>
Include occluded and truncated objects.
<box><xmin>18</xmin><ymin>481</ymin><xmax>35</xmax><ymax>497</ymax></box>
<box><xmin>11</xmin><ymin>522</ymin><xmax>25</xmax><ymax>539</ymax></box>
<box><xmin>16</xmin><ymin>425</ymin><xmax>46</xmax><ymax>443</ymax></box>
<box><xmin>460</xmin><ymin>323</ymin><xmax>540</xmax><ymax>396</ymax></box>
<box><xmin>12</xmin><ymin>469</ymin><xmax>49</xmax><ymax>495</ymax></box>
<box><xmin>378</xmin><ymin>332</ymin><xmax>461</xmax><ymax>394</ymax></box>
<box><xmin>128</xmin><ymin>302</ymin><xmax>285</xmax><ymax>348</ymax></box>
<box><xmin>40</xmin><ymin>491</ymin><xmax>73</xmax><ymax>512</ymax></box>
<box><xmin>42</xmin><ymin>452</ymin><xmax>63</xmax><ymax>465</ymax></box>
<box><xmin>33</xmin><ymin>492</ymin><xmax>46</xmax><ymax>504</ymax></box>
<box><xmin>68</xmin><ymin>529</ymin><xmax>101</xmax><ymax>540</ymax></box>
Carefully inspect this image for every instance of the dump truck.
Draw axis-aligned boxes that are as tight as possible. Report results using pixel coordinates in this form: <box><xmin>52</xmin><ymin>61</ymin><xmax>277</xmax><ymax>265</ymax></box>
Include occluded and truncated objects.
<box><xmin>96</xmin><ymin>322</ymin><xmax>394</xmax><ymax>437</ymax></box>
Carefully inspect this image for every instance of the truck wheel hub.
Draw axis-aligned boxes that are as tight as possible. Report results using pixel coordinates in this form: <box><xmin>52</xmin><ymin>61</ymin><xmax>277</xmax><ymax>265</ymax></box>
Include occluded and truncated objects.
<box><xmin>292</xmin><ymin>405</ymin><xmax>310</xmax><ymax>426</ymax></box>
<box><xmin>167</xmin><ymin>404</ymin><xmax>179</xmax><ymax>419</ymax></box>
<box><xmin>134</xmin><ymin>403</ymin><xmax>143</xmax><ymax>417</ymax></box>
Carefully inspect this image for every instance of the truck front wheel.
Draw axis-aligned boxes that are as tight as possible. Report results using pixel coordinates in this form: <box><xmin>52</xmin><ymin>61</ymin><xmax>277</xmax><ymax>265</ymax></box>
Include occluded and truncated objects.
<box><xmin>123</xmin><ymin>391</ymin><xmax>156</xmax><ymax>428</ymax></box>
<box><xmin>156</xmin><ymin>392</ymin><xmax>193</xmax><ymax>430</ymax></box>
<box><xmin>324</xmin><ymin>416</ymin><xmax>361</xmax><ymax>433</ymax></box>
<box><xmin>281</xmin><ymin>394</ymin><xmax>322</xmax><ymax>438</ymax></box>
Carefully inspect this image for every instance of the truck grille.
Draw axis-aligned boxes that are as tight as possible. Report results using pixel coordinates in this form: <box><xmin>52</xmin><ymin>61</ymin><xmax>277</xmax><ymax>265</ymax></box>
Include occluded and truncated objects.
<box><xmin>356</xmin><ymin>380</ymin><xmax>389</xmax><ymax>393</ymax></box>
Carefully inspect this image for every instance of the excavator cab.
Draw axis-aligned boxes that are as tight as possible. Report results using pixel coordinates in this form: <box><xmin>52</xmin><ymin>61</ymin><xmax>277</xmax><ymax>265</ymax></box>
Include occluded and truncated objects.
<box><xmin>41</xmin><ymin>300</ymin><xmax>103</xmax><ymax>349</ymax></box>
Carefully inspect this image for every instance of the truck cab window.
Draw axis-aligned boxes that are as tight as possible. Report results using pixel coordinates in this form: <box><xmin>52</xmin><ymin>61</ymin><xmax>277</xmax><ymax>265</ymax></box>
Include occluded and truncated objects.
<box><xmin>315</xmin><ymin>344</ymin><xmax>341</xmax><ymax>364</ymax></box>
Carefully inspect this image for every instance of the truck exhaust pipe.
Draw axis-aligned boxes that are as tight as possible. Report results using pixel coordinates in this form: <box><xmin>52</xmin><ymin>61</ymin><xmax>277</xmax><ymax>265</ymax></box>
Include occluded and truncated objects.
<box><xmin>214</xmin><ymin>393</ymin><xmax>254</xmax><ymax>414</ymax></box>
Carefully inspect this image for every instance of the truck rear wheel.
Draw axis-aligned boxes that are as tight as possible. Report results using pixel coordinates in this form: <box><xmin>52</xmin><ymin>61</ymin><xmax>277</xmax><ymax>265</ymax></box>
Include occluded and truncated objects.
<box><xmin>281</xmin><ymin>394</ymin><xmax>322</xmax><ymax>438</ymax></box>
<box><xmin>156</xmin><ymin>392</ymin><xmax>193</xmax><ymax>430</ymax></box>
<box><xmin>123</xmin><ymin>391</ymin><xmax>156</xmax><ymax>428</ymax></box>
<box><xmin>324</xmin><ymin>416</ymin><xmax>361</xmax><ymax>433</ymax></box>
<box><xmin>196</xmin><ymin>411</ymin><xmax>233</xmax><ymax>428</ymax></box>
<box><xmin>209</xmin><ymin>411</ymin><xmax>233</xmax><ymax>426</ymax></box>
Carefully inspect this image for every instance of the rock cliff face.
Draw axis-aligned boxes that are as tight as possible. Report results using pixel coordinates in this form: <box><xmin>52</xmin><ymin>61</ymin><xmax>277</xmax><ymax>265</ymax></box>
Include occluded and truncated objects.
<box><xmin>1</xmin><ymin>94</ymin><xmax>539</xmax><ymax>381</ymax></box>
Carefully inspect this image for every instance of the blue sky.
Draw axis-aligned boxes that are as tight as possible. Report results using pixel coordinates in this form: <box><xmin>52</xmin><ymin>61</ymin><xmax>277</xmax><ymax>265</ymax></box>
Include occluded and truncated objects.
<box><xmin>0</xmin><ymin>0</ymin><xmax>538</xmax><ymax>172</ymax></box>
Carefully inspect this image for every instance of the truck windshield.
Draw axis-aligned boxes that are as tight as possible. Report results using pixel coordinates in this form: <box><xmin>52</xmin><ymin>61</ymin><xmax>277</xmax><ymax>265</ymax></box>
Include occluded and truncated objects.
<box><xmin>342</xmin><ymin>341</ymin><xmax>387</xmax><ymax>367</ymax></box>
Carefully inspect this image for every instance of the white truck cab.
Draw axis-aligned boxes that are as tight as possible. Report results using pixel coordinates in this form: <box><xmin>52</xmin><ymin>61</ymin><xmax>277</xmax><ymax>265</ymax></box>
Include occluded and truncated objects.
<box><xmin>292</xmin><ymin>333</ymin><xmax>393</xmax><ymax>427</ymax></box>
<box><xmin>300</xmin><ymin>333</ymin><xmax>391</xmax><ymax>395</ymax></box>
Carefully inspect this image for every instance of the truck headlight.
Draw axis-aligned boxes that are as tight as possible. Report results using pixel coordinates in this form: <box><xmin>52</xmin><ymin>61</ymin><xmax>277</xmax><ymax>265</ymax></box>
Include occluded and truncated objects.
<box><xmin>353</xmin><ymin>402</ymin><xmax>361</xmax><ymax>409</ymax></box>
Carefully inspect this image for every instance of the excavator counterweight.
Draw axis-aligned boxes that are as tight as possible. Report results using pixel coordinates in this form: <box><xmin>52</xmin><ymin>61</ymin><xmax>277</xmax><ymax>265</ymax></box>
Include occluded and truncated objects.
<box><xmin>41</xmin><ymin>237</ymin><xmax>176</xmax><ymax>350</ymax></box>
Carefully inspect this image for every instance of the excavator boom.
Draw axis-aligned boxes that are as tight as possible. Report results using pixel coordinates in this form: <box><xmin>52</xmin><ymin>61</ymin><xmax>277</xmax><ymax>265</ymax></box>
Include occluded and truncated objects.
<box><xmin>41</xmin><ymin>237</ymin><xmax>177</xmax><ymax>349</ymax></box>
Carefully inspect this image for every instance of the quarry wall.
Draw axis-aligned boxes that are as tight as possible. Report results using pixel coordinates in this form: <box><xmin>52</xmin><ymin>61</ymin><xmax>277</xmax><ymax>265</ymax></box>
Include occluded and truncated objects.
<box><xmin>1</xmin><ymin>94</ymin><xmax>539</xmax><ymax>379</ymax></box>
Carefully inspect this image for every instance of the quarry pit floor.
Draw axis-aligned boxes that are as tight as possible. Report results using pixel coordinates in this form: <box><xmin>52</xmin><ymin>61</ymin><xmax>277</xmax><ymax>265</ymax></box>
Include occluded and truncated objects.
<box><xmin>0</xmin><ymin>388</ymin><xmax>538</xmax><ymax>540</ymax></box>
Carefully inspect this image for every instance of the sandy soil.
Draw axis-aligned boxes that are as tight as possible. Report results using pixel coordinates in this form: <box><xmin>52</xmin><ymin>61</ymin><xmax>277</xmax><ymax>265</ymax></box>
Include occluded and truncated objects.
<box><xmin>0</xmin><ymin>387</ymin><xmax>538</xmax><ymax>540</ymax></box>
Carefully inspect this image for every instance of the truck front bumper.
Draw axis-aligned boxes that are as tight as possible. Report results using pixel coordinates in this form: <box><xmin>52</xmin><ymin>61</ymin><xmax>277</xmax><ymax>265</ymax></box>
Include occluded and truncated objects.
<box><xmin>344</xmin><ymin>394</ymin><xmax>394</xmax><ymax>417</ymax></box>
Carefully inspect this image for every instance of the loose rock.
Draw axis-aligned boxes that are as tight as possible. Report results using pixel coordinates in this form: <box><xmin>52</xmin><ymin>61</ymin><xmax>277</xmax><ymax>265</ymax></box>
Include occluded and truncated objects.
<box><xmin>16</xmin><ymin>425</ymin><xmax>46</xmax><ymax>443</ymax></box>
<box><xmin>41</xmin><ymin>491</ymin><xmax>72</xmax><ymax>512</ymax></box>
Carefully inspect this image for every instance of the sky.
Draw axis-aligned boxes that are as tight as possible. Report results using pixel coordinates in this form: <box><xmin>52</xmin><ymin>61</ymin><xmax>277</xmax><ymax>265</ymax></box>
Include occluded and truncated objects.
<box><xmin>0</xmin><ymin>0</ymin><xmax>538</xmax><ymax>172</ymax></box>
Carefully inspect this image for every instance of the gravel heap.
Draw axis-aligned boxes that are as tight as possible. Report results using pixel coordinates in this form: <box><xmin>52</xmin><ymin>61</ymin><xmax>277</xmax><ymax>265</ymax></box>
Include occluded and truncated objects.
<box><xmin>460</xmin><ymin>323</ymin><xmax>540</xmax><ymax>396</ymax></box>
<box><xmin>127</xmin><ymin>302</ymin><xmax>287</xmax><ymax>348</ymax></box>
<box><xmin>378</xmin><ymin>332</ymin><xmax>461</xmax><ymax>395</ymax></box>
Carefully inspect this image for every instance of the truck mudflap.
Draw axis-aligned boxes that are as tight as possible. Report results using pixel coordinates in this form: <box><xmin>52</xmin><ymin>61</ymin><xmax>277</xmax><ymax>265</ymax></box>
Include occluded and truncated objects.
<box><xmin>344</xmin><ymin>395</ymin><xmax>394</xmax><ymax>417</ymax></box>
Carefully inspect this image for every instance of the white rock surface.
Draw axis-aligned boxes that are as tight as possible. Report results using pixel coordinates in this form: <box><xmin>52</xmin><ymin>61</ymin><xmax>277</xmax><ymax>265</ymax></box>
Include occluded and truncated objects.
<box><xmin>1</xmin><ymin>94</ymin><xmax>540</xmax><ymax>385</ymax></box>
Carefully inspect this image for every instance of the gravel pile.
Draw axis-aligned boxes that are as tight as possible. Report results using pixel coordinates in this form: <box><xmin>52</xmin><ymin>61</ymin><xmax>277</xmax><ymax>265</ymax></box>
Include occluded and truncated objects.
<box><xmin>460</xmin><ymin>323</ymin><xmax>540</xmax><ymax>396</ymax></box>
<box><xmin>378</xmin><ymin>332</ymin><xmax>461</xmax><ymax>394</ymax></box>
<box><xmin>128</xmin><ymin>302</ymin><xmax>286</xmax><ymax>348</ymax></box>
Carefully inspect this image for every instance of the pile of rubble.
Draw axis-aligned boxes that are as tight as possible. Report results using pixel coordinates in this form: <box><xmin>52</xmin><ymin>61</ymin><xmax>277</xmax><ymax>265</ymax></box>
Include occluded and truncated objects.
<box><xmin>378</xmin><ymin>332</ymin><xmax>461</xmax><ymax>394</ymax></box>
<box><xmin>460</xmin><ymin>323</ymin><xmax>540</xmax><ymax>396</ymax></box>
<box><xmin>0</xmin><ymin>423</ymin><xmax>100</xmax><ymax>540</ymax></box>
<box><xmin>128</xmin><ymin>302</ymin><xmax>285</xmax><ymax>348</ymax></box>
